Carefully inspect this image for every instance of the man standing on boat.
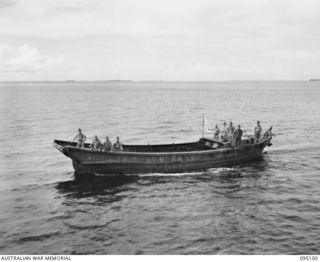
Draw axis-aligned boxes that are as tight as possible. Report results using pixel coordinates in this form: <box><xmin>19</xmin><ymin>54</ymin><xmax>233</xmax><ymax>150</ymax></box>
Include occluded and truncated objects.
<box><xmin>220</xmin><ymin>121</ymin><xmax>227</xmax><ymax>141</ymax></box>
<box><xmin>254</xmin><ymin>121</ymin><xmax>262</xmax><ymax>143</ymax></box>
<box><xmin>234</xmin><ymin>125</ymin><xmax>243</xmax><ymax>146</ymax></box>
<box><xmin>226</xmin><ymin>121</ymin><xmax>235</xmax><ymax>146</ymax></box>
<box><xmin>113</xmin><ymin>136</ymin><xmax>123</xmax><ymax>151</ymax></box>
<box><xmin>213</xmin><ymin>124</ymin><xmax>220</xmax><ymax>140</ymax></box>
<box><xmin>90</xmin><ymin>135</ymin><xmax>102</xmax><ymax>150</ymax></box>
<box><xmin>102</xmin><ymin>136</ymin><xmax>112</xmax><ymax>151</ymax></box>
<box><xmin>73</xmin><ymin>128</ymin><xmax>86</xmax><ymax>147</ymax></box>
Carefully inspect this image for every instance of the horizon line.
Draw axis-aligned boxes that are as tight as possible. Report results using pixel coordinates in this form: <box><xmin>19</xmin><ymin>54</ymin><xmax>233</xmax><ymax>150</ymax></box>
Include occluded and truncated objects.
<box><xmin>0</xmin><ymin>79</ymin><xmax>316</xmax><ymax>83</ymax></box>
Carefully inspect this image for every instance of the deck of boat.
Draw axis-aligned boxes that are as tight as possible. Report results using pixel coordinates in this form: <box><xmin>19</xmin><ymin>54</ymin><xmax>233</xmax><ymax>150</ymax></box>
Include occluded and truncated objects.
<box><xmin>54</xmin><ymin>137</ymin><xmax>229</xmax><ymax>153</ymax></box>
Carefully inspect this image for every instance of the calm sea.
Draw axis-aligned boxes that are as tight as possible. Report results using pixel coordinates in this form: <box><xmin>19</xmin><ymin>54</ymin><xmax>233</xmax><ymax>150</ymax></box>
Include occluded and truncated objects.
<box><xmin>0</xmin><ymin>81</ymin><xmax>319</xmax><ymax>254</ymax></box>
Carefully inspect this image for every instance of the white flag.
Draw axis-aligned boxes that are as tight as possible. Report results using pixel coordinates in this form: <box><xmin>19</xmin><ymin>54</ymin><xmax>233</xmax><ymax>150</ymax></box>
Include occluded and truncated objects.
<box><xmin>203</xmin><ymin>115</ymin><xmax>214</xmax><ymax>133</ymax></box>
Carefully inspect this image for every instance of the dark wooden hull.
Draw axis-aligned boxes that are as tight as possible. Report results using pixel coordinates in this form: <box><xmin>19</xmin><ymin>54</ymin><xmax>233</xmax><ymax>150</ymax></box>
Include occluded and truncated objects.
<box><xmin>54</xmin><ymin>138</ymin><xmax>272</xmax><ymax>175</ymax></box>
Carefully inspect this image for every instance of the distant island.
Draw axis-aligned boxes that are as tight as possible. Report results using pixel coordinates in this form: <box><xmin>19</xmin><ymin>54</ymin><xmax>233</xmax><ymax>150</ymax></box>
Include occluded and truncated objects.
<box><xmin>64</xmin><ymin>80</ymin><xmax>132</xmax><ymax>82</ymax></box>
<box><xmin>309</xmin><ymin>79</ymin><xmax>320</xmax><ymax>81</ymax></box>
<box><xmin>107</xmin><ymin>80</ymin><xmax>132</xmax><ymax>82</ymax></box>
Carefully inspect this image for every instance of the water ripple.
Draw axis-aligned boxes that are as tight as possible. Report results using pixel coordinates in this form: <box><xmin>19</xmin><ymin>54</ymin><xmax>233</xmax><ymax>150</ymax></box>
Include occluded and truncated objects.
<box><xmin>1</xmin><ymin>81</ymin><xmax>320</xmax><ymax>254</ymax></box>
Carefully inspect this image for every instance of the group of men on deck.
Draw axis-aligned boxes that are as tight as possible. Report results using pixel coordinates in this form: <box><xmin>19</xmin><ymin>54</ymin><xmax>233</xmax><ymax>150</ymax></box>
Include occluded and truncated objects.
<box><xmin>212</xmin><ymin>121</ymin><xmax>262</xmax><ymax>147</ymax></box>
<box><xmin>72</xmin><ymin>121</ymin><xmax>263</xmax><ymax>150</ymax></box>
<box><xmin>73</xmin><ymin>128</ymin><xmax>123</xmax><ymax>151</ymax></box>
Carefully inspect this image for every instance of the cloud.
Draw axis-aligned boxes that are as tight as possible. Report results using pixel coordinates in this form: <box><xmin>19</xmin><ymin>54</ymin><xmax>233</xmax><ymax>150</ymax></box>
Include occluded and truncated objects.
<box><xmin>0</xmin><ymin>0</ymin><xmax>205</xmax><ymax>38</ymax></box>
<box><xmin>0</xmin><ymin>0</ymin><xmax>319</xmax><ymax>80</ymax></box>
<box><xmin>0</xmin><ymin>44</ymin><xmax>66</xmax><ymax>73</ymax></box>
<box><xmin>0</xmin><ymin>0</ymin><xmax>16</xmax><ymax>9</ymax></box>
<box><xmin>1</xmin><ymin>0</ymin><xmax>319</xmax><ymax>40</ymax></box>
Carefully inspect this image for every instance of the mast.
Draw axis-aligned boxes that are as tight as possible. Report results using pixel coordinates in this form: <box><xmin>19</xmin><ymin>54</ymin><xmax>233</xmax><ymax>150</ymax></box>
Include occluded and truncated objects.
<box><xmin>202</xmin><ymin>115</ymin><xmax>205</xmax><ymax>138</ymax></box>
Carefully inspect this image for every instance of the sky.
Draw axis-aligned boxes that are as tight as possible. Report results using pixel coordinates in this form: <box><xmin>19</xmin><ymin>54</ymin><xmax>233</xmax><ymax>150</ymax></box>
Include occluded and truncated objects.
<box><xmin>0</xmin><ymin>0</ymin><xmax>319</xmax><ymax>81</ymax></box>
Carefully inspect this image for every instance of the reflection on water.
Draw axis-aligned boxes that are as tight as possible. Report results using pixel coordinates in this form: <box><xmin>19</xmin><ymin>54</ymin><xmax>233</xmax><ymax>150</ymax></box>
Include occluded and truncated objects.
<box><xmin>56</xmin><ymin>174</ymin><xmax>139</xmax><ymax>199</ymax></box>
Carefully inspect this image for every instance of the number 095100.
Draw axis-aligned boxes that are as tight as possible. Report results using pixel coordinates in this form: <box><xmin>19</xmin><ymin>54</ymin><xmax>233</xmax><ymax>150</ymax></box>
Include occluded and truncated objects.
<box><xmin>300</xmin><ymin>256</ymin><xmax>318</xmax><ymax>261</ymax></box>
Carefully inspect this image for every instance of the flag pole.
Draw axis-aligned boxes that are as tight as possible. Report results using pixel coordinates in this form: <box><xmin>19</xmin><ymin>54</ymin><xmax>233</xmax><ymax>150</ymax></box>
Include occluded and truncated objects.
<box><xmin>202</xmin><ymin>114</ymin><xmax>205</xmax><ymax>138</ymax></box>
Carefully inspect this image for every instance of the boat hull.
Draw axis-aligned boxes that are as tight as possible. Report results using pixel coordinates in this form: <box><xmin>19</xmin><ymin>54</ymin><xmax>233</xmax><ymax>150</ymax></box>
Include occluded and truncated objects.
<box><xmin>55</xmin><ymin>138</ymin><xmax>271</xmax><ymax>175</ymax></box>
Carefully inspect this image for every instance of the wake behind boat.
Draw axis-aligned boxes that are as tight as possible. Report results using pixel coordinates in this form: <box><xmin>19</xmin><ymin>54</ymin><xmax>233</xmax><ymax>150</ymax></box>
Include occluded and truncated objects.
<box><xmin>53</xmin><ymin>129</ymin><xmax>273</xmax><ymax>175</ymax></box>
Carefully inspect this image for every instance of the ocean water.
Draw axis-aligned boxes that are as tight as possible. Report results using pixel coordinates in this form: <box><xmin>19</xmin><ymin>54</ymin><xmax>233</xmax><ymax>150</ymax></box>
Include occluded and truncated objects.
<box><xmin>0</xmin><ymin>81</ymin><xmax>319</xmax><ymax>254</ymax></box>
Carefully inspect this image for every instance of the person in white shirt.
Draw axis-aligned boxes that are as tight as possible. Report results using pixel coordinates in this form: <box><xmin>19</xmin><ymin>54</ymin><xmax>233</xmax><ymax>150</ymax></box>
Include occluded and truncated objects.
<box><xmin>220</xmin><ymin>122</ymin><xmax>227</xmax><ymax>141</ymax></box>
<box><xmin>73</xmin><ymin>128</ymin><xmax>86</xmax><ymax>147</ymax></box>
